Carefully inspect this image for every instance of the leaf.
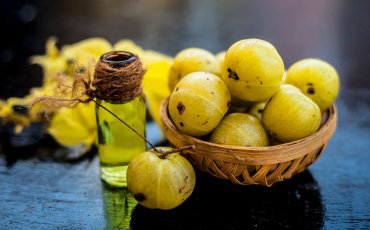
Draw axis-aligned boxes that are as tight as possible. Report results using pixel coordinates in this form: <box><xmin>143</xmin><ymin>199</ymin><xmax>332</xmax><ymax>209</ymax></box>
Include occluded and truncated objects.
<box><xmin>113</xmin><ymin>39</ymin><xmax>145</xmax><ymax>57</ymax></box>
<box><xmin>61</xmin><ymin>37</ymin><xmax>112</xmax><ymax>71</ymax></box>
<box><xmin>142</xmin><ymin>60</ymin><xmax>172</xmax><ymax>128</ymax></box>
<box><xmin>30</xmin><ymin>37</ymin><xmax>67</xmax><ymax>76</ymax></box>
<box><xmin>47</xmin><ymin>102</ymin><xmax>97</xmax><ymax>151</ymax></box>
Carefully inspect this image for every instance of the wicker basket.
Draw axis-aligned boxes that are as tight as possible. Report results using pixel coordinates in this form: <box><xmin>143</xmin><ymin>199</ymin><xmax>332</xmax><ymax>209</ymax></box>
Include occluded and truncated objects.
<box><xmin>160</xmin><ymin>97</ymin><xmax>337</xmax><ymax>186</ymax></box>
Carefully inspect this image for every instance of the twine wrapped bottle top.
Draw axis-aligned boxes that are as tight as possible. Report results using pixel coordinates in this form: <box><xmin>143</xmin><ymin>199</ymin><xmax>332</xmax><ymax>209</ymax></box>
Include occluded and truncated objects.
<box><xmin>88</xmin><ymin>51</ymin><xmax>146</xmax><ymax>102</ymax></box>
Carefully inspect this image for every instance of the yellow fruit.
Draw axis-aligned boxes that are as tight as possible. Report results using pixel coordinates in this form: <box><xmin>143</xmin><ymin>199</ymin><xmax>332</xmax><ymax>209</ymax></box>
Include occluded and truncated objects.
<box><xmin>248</xmin><ymin>101</ymin><xmax>266</xmax><ymax>121</ymax></box>
<box><xmin>282</xmin><ymin>70</ymin><xmax>287</xmax><ymax>83</ymax></box>
<box><xmin>168</xmin><ymin>47</ymin><xmax>220</xmax><ymax>91</ymax></box>
<box><xmin>168</xmin><ymin>72</ymin><xmax>230</xmax><ymax>136</ymax></box>
<box><xmin>222</xmin><ymin>38</ymin><xmax>284</xmax><ymax>102</ymax></box>
<box><xmin>209</xmin><ymin>113</ymin><xmax>269</xmax><ymax>147</ymax></box>
<box><xmin>126</xmin><ymin>147</ymin><xmax>196</xmax><ymax>210</ymax></box>
<box><xmin>285</xmin><ymin>58</ymin><xmax>339</xmax><ymax>111</ymax></box>
<box><xmin>215</xmin><ymin>50</ymin><xmax>226</xmax><ymax>66</ymax></box>
<box><xmin>262</xmin><ymin>84</ymin><xmax>321</xmax><ymax>143</ymax></box>
<box><xmin>226</xmin><ymin>95</ymin><xmax>253</xmax><ymax>113</ymax></box>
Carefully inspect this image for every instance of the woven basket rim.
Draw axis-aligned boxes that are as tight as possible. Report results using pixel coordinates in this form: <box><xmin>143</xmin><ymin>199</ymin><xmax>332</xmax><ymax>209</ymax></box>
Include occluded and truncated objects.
<box><xmin>160</xmin><ymin>97</ymin><xmax>337</xmax><ymax>165</ymax></box>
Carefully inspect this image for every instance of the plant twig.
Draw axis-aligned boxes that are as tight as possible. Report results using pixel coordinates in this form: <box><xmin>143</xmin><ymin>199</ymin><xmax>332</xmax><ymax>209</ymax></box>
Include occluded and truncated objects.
<box><xmin>156</xmin><ymin>145</ymin><xmax>195</xmax><ymax>159</ymax></box>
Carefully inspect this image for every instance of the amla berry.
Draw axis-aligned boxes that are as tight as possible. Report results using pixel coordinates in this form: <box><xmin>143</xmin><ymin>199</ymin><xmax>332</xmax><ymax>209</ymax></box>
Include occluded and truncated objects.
<box><xmin>262</xmin><ymin>84</ymin><xmax>321</xmax><ymax>143</ymax></box>
<box><xmin>285</xmin><ymin>58</ymin><xmax>339</xmax><ymax>111</ymax></box>
<box><xmin>169</xmin><ymin>72</ymin><xmax>231</xmax><ymax>137</ymax></box>
<box><xmin>168</xmin><ymin>47</ymin><xmax>220</xmax><ymax>91</ymax></box>
<box><xmin>126</xmin><ymin>147</ymin><xmax>196</xmax><ymax>210</ymax></box>
<box><xmin>209</xmin><ymin>113</ymin><xmax>269</xmax><ymax>147</ymax></box>
<box><xmin>222</xmin><ymin>38</ymin><xmax>284</xmax><ymax>102</ymax></box>
<box><xmin>248</xmin><ymin>101</ymin><xmax>266</xmax><ymax>121</ymax></box>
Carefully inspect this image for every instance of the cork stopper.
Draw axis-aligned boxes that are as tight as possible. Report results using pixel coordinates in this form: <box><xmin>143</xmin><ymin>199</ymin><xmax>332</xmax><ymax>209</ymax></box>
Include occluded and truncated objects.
<box><xmin>88</xmin><ymin>51</ymin><xmax>146</xmax><ymax>102</ymax></box>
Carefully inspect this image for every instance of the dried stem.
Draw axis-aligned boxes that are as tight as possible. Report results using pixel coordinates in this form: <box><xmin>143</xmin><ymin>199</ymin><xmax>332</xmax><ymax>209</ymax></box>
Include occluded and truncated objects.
<box><xmin>155</xmin><ymin>145</ymin><xmax>195</xmax><ymax>159</ymax></box>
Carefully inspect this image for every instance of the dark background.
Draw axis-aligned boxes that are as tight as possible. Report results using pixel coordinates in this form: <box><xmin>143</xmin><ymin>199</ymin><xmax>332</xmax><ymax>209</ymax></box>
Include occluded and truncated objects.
<box><xmin>1</xmin><ymin>0</ymin><xmax>370</xmax><ymax>229</ymax></box>
<box><xmin>1</xmin><ymin>0</ymin><xmax>370</xmax><ymax>99</ymax></box>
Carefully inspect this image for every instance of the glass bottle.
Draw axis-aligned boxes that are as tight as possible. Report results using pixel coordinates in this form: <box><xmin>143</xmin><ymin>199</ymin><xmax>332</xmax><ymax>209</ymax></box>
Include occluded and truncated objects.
<box><xmin>94</xmin><ymin>51</ymin><xmax>147</xmax><ymax>188</ymax></box>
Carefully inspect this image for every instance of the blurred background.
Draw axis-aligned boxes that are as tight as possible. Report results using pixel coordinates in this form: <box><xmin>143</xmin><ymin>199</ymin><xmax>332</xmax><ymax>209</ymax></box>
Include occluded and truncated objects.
<box><xmin>1</xmin><ymin>0</ymin><xmax>370</xmax><ymax>99</ymax></box>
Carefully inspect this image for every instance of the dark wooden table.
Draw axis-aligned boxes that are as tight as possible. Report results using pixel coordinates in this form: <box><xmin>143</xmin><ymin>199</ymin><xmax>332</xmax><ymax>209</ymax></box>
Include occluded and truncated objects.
<box><xmin>1</xmin><ymin>1</ymin><xmax>370</xmax><ymax>229</ymax></box>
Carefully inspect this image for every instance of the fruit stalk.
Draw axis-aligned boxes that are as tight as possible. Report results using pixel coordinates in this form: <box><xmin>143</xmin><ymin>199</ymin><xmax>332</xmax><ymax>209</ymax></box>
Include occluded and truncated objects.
<box><xmin>154</xmin><ymin>145</ymin><xmax>195</xmax><ymax>159</ymax></box>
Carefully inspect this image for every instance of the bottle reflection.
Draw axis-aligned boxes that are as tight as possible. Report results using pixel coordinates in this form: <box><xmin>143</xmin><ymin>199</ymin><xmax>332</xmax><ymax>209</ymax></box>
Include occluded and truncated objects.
<box><xmin>130</xmin><ymin>169</ymin><xmax>324</xmax><ymax>230</ymax></box>
<box><xmin>102</xmin><ymin>185</ymin><xmax>138</xmax><ymax>230</ymax></box>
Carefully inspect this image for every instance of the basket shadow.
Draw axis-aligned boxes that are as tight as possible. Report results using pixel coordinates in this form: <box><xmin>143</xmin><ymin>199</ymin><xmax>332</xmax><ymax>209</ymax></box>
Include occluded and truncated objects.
<box><xmin>130</xmin><ymin>168</ymin><xmax>324</xmax><ymax>230</ymax></box>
